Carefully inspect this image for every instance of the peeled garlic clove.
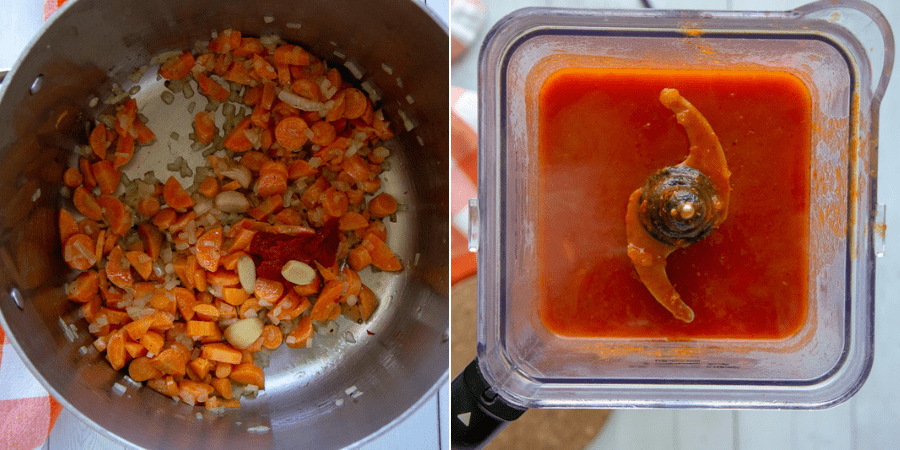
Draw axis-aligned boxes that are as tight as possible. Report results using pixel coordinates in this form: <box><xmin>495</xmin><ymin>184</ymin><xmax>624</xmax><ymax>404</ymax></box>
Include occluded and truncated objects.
<box><xmin>281</xmin><ymin>260</ymin><xmax>315</xmax><ymax>285</ymax></box>
<box><xmin>215</xmin><ymin>191</ymin><xmax>250</xmax><ymax>213</ymax></box>
<box><xmin>237</xmin><ymin>255</ymin><xmax>256</xmax><ymax>294</ymax></box>
<box><xmin>224</xmin><ymin>318</ymin><xmax>264</xmax><ymax>349</ymax></box>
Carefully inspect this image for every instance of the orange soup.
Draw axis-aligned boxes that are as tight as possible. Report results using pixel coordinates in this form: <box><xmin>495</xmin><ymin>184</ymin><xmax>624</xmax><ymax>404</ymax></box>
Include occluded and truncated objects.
<box><xmin>537</xmin><ymin>68</ymin><xmax>811</xmax><ymax>340</ymax></box>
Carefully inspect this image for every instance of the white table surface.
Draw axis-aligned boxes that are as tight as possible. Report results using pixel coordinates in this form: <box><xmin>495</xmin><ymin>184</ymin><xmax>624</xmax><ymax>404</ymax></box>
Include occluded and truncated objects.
<box><xmin>0</xmin><ymin>0</ymin><xmax>450</xmax><ymax>449</ymax></box>
<box><xmin>452</xmin><ymin>0</ymin><xmax>900</xmax><ymax>449</ymax></box>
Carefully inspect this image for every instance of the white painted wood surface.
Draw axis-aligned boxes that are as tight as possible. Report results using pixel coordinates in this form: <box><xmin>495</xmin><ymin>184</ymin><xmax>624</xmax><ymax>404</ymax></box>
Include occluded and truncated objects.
<box><xmin>451</xmin><ymin>0</ymin><xmax>900</xmax><ymax>449</ymax></box>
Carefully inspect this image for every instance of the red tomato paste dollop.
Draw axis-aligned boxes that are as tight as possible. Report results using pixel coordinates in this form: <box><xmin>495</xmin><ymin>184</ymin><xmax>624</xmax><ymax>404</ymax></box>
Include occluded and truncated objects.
<box><xmin>248</xmin><ymin>219</ymin><xmax>341</xmax><ymax>281</ymax></box>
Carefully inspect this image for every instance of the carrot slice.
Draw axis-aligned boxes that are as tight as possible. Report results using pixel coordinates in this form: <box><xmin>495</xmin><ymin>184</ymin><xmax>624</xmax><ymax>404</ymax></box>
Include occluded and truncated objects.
<box><xmin>193</xmin><ymin>111</ymin><xmax>216</xmax><ymax>145</ymax></box>
<box><xmin>274</xmin><ymin>45</ymin><xmax>310</xmax><ymax>65</ymax></box>
<box><xmin>59</xmin><ymin>209</ymin><xmax>79</xmax><ymax>245</ymax></box>
<box><xmin>343</xmin><ymin>88</ymin><xmax>367</xmax><ymax>120</ymax></box>
<box><xmin>229</xmin><ymin>363</ymin><xmax>265</xmax><ymax>389</ymax></box>
<box><xmin>285</xmin><ymin>316</ymin><xmax>313</xmax><ymax>348</ymax></box>
<box><xmin>73</xmin><ymin>186</ymin><xmax>103</xmax><ymax>221</ymax></box>
<box><xmin>67</xmin><ymin>270</ymin><xmax>100</xmax><ymax>303</ymax></box>
<box><xmin>63</xmin><ymin>234</ymin><xmax>97</xmax><ymax>270</ymax></box>
<box><xmin>106</xmin><ymin>246</ymin><xmax>134</xmax><ymax>288</ymax></box>
<box><xmin>129</xmin><ymin>356</ymin><xmax>163</xmax><ymax>382</ymax></box>
<box><xmin>163</xmin><ymin>176</ymin><xmax>194</xmax><ymax>209</ymax></box>
<box><xmin>139</xmin><ymin>331</ymin><xmax>164</xmax><ymax>355</ymax></box>
<box><xmin>257</xmin><ymin>160</ymin><xmax>289</xmax><ymax>197</ymax></box>
<box><xmin>274</xmin><ymin>116</ymin><xmax>309</xmax><ymax>150</ymax></box>
<box><xmin>195</xmin><ymin>227</ymin><xmax>222</xmax><ymax>272</ymax></box>
<box><xmin>89</xmin><ymin>124</ymin><xmax>112</xmax><ymax>159</ymax></box>
<box><xmin>97</xmin><ymin>195</ymin><xmax>132</xmax><ymax>236</ymax></box>
<box><xmin>308</xmin><ymin>120</ymin><xmax>336</xmax><ymax>146</ymax></box>
<box><xmin>106</xmin><ymin>330</ymin><xmax>127</xmax><ymax>370</ymax></box>
<box><xmin>195</xmin><ymin>72</ymin><xmax>231</xmax><ymax>102</ymax></box>
<box><xmin>223</xmin><ymin>117</ymin><xmax>253</xmax><ymax>152</ymax></box>
<box><xmin>113</xmin><ymin>133</ymin><xmax>135</xmax><ymax>168</ymax></box>
<box><xmin>368</xmin><ymin>192</ymin><xmax>398</xmax><ymax>218</ymax></box>
<box><xmin>133</xmin><ymin>119</ymin><xmax>156</xmax><ymax>144</ymax></box>
<box><xmin>310</xmin><ymin>279</ymin><xmax>344</xmax><ymax>321</ymax></box>
<box><xmin>321</xmin><ymin>187</ymin><xmax>348</xmax><ymax>217</ymax></box>
<box><xmin>201</xmin><ymin>343</ymin><xmax>242</xmax><ymax>365</ymax></box>
<box><xmin>159</xmin><ymin>51</ymin><xmax>195</xmax><ymax>80</ymax></box>
<box><xmin>252</xmin><ymin>54</ymin><xmax>277</xmax><ymax>80</ymax></box>
<box><xmin>361</xmin><ymin>232</ymin><xmax>402</xmax><ymax>271</ymax></box>
<box><xmin>125</xmin><ymin>251</ymin><xmax>153</xmax><ymax>280</ymax></box>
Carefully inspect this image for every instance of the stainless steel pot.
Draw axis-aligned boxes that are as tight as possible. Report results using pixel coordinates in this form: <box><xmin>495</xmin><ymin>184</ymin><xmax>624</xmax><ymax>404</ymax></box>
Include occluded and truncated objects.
<box><xmin>0</xmin><ymin>0</ymin><xmax>448</xmax><ymax>448</ymax></box>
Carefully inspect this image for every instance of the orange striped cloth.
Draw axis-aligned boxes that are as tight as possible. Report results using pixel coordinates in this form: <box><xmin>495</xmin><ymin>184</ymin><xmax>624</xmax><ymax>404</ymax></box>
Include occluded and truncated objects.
<box><xmin>450</xmin><ymin>0</ymin><xmax>486</xmax><ymax>61</ymax></box>
<box><xmin>0</xmin><ymin>4</ymin><xmax>66</xmax><ymax>450</ymax></box>
<box><xmin>451</xmin><ymin>87</ymin><xmax>479</xmax><ymax>284</ymax></box>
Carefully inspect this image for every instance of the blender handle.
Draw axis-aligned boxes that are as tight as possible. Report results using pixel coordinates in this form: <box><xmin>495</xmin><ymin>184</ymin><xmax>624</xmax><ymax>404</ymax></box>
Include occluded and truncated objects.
<box><xmin>451</xmin><ymin>358</ymin><xmax>527</xmax><ymax>449</ymax></box>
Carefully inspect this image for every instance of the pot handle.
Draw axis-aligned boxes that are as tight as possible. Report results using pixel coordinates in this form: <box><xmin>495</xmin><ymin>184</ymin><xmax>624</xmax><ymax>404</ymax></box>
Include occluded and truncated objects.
<box><xmin>451</xmin><ymin>358</ymin><xmax>527</xmax><ymax>449</ymax></box>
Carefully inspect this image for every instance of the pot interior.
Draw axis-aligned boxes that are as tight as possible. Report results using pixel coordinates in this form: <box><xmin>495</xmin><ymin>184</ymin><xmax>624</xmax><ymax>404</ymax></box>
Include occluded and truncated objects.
<box><xmin>0</xmin><ymin>0</ymin><xmax>448</xmax><ymax>448</ymax></box>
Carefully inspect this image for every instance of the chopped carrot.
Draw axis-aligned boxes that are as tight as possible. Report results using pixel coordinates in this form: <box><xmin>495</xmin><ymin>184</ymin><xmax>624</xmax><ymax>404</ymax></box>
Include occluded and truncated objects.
<box><xmin>201</xmin><ymin>343</ymin><xmax>242</xmax><ymax>365</ymax></box>
<box><xmin>343</xmin><ymin>88</ymin><xmax>368</xmax><ymax>120</ymax></box>
<box><xmin>194</xmin><ymin>111</ymin><xmax>216</xmax><ymax>145</ymax></box>
<box><xmin>222</xmin><ymin>287</ymin><xmax>249</xmax><ymax>306</ymax></box>
<box><xmin>192</xmin><ymin>303</ymin><xmax>220</xmax><ymax>321</ymax></box>
<box><xmin>310</xmin><ymin>279</ymin><xmax>344</xmax><ymax>321</ymax></box>
<box><xmin>211</xmin><ymin>377</ymin><xmax>232</xmax><ymax>399</ymax></box>
<box><xmin>286</xmin><ymin>316</ymin><xmax>313</xmax><ymax>348</ymax></box>
<box><xmin>97</xmin><ymin>195</ymin><xmax>132</xmax><ymax>236</ymax></box>
<box><xmin>73</xmin><ymin>186</ymin><xmax>103</xmax><ymax>221</ymax></box>
<box><xmin>89</xmin><ymin>123</ymin><xmax>112</xmax><ymax>159</ymax></box>
<box><xmin>260</xmin><ymin>324</ymin><xmax>283</xmax><ymax>350</ymax></box>
<box><xmin>209</xmin><ymin>29</ymin><xmax>241</xmax><ymax>54</ymax></box>
<box><xmin>67</xmin><ymin>270</ymin><xmax>100</xmax><ymax>303</ymax></box>
<box><xmin>133</xmin><ymin>119</ymin><xmax>156</xmax><ymax>144</ymax></box>
<box><xmin>361</xmin><ymin>232</ymin><xmax>402</xmax><ymax>272</ymax></box>
<box><xmin>293</xmin><ymin>272</ymin><xmax>321</xmax><ymax>296</ymax></box>
<box><xmin>243</xmin><ymin>85</ymin><xmax>262</xmax><ymax>106</ymax></box>
<box><xmin>123</xmin><ymin>315</ymin><xmax>154</xmax><ymax>341</ymax></box>
<box><xmin>186</xmin><ymin>320</ymin><xmax>218</xmax><ymax>337</ymax></box>
<box><xmin>147</xmin><ymin>376</ymin><xmax>179</xmax><ymax>397</ymax></box>
<box><xmin>163</xmin><ymin>176</ymin><xmax>194</xmax><ymax>210</ymax></box>
<box><xmin>190</xmin><ymin>357</ymin><xmax>214</xmax><ymax>380</ymax></box>
<box><xmin>308</xmin><ymin>120</ymin><xmax>336</xmax><ymax>146</ymax></box>
<box><xmin>287</xmin><ymin>159</ymin><xmax>317</xmax><ymax>180</ymax></box>
<box><xmin>125</xmin><ymin>341</ymin><xmax>147</xmax><ymax>359</ymax></box>
<box><xmin>63</xmin><ymin>234</ymin><xmax>97</xmax><ymax>270</ymax></box>
<box><xmin>138</xmin><ymin>223</ymin><xmax>163</xmax><ymax>261</ymax></box>
<box><xmin>198</xmin><ymin>176</ymin><xmax>220</xmax><ymax>198</ymax></box>
<box><xmin>125</xmin><ymin>251</ymin><xmax>153</xmax><ymax>280</ymax></box>
<box><xmin>320</xmin><ymin>187</ymin><xmax>348</xmax><ymax>217</ymax></box>
<box><xmin>206</xmin><ymin>269</ymin><xmax>240</xmax><ymax>286</ymax></box>
<box><xmin>159</xmin><ymin>51</ymin><xmax>195</xmax><ymax>80</ymax></box>
<box><xmin>113</xmin><ymin>134</ymin><xmax>135</xmax><ymax>168</ymax></box>
<box><xmin>326</xmin><ymin>90</ymin><xmax>346</xmax><ymax>122</ymax></box>
<box><xmin>248</xmin><ymin>195</ymin><xmax>283</xmax><ymax>221</ymax></box>
<box><xmin>129</xmin><ymin>356</ymin><xmax>163</xmax><ymax>382</ymax></box>
<box><xmin>261</xmin><ymin>81</ymin><xmax>276</xmax><ymax>110</ymax></box>
<box><xmin>223</xmin><ymin>60</ymin><xmax>255</xmax><ymax>85</ymax></box>
<box><xmin>276</xmin><ymin>61</ymin><xmax>291</xmax><ymax>86</ymax></box>
<box><xmin>223</xmin><ymin>117</ymin><xmax>253</xmax><ymax>152</ymax></box>
<box><xmin>339</xmin><ymin>211</ymin><xmax>369</xmax><ymax>231</ymax></box>
<box><xmin>274</xmin><ymin>45</ymin><xmax>310</xmax><ymax>65</ymax></box>
<box><xmin>195</xmin><ymin>227</ymin><xmax>222</xmax><ymax>272</ymax></box>
<box><xmin>151</xmin><ymin>207</ymin><xmax>177</xmax><ymax>230</ymax></box>
<box><xmin>253</xmin><ymin>278</ymin><xmax>284</xmax><ymax>304</ymax></box>
<box><xmin>347</xmin><ymin>245</ymin><xmax>372</xmax><ymax>272</ymax></box>
<box><xmin>252</xmin><ymin>54</ymin><xmax>277</xmax><ymax>80</ymax></box>
<box><xmin>257</xmin><ymin>160</ymin><xmax>289</xmax><ymax>197</ymax></box>
<box><xmin>368</xmin><ymin>192</ymin><xmax>398</xmax><ymax>218</ymax></box>
<box><xmin>151</xmin><ymin>347</ymin><xmax>188</xmax><ymax>377</ymax></box>
<box><xmin>274</xmin><ymin>116</ymin><xmax>308</xmax><ymax>150</ymax></box>
<box><xmin>63</xmin><ymin>167</ymin><xmax>83</xmax><ymax>188</ymax></box>
<box><xmin>136</xmin><ymin>197</ymin><xmax>161</xmax><ymax>217</ymax></box>
<box><xmin>358</xmin><ymin>284</ymin><xmax>378</xmax><ymax>320</ymax></box>
<box><xmin>106</xmin><ymin>330</ymin><xmax>127</xmax><ymax>370</ymax></box>
<box><xmin>215</xmin><ymin>361</ymin><xmax>233</xmax><ymax>379</ymax></box>
<box><xmin>195</xmin><ymin>72</ymin><xmax>231</xmax><ymax>102</ymax></box>
<box><xmin>229</xmin><ymin>363</ymin><xmax>265</xmax><ymax>389</ymax></box>
<box><xmin>59</xmin><ymin>209</ymin><xmax>80</xmax><ymax>246</ymax></box>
